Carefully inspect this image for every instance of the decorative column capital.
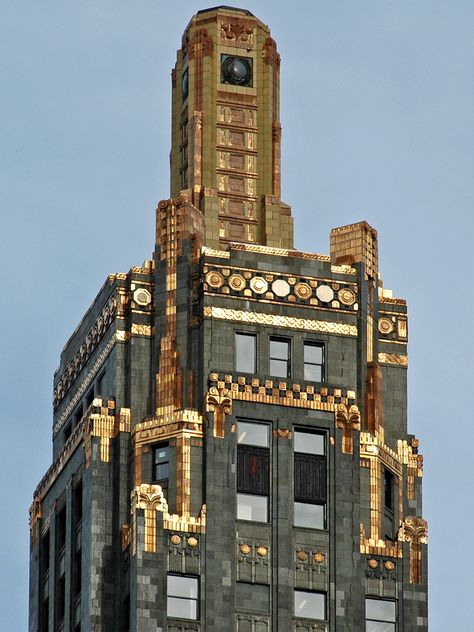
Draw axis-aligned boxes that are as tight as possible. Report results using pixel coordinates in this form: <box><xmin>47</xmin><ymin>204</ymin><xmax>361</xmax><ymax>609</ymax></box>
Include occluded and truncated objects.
<box><xmin>206</xmin><ymin>387</ymin><xmax>232</xmax><ymax>438</ymax></box>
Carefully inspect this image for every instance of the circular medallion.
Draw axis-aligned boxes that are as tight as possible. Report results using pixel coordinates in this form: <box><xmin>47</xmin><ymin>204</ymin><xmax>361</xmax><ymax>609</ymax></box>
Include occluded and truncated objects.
<box><xmin>378</xmin><ymin>318</ymin><xmax>395</xmax><ymax>335</ymax></box>
<box><xmin>297</xmin><ymin>550</ymin><xmax>308</xmax><ymax>562</ymax></box>
<box><xmin>368</xmin><ymin>559</ymin><xmax>379</xmax><ymax>569</ymax></box>
<box><xmin>294</xmin><ymin>282</ymin><xmax>312</xmax><ymax>300</ymax></box>
<box><xmin>338</xmin><ymin>288</ymin><xmax>356</xmax><ymax>306</ymax></box>
<box><xmin>170</xmin><ymin>534</ymin><xmax>181</xmax><ymax>545</ymax></box>
<box><xmin>187</xmin><ymin>536</ymin><xmax>198</xmax><ymax>548</ymax></box>
<box><xmin>272</xmin><ymin>279</ymin><xmax>290</xmax><ymax>297</ymax></box>
<box><xmin>240</xmin><ymin>543</ymin><xmax>251</xmax><ymax>555</ymax></box>
<box><xmin>316</xmin><ymin>284</ymin><xmax>334</xmax><ymax>303</ymax></box>
<box><xmin>384</xmin><ymin>560</ymin><xmax>395</xmax><ymax>571</ymax></box>
<box><xmin>314</xmin><ymin>552</ymin><xmax>325</xmax><ymax>564</ymax></box>
<box><xmin>229</xmin><ymin>274</ymin><xmax>246</xmax><ymax>291</ymax></box>
<box><xmin>205</xmin><ymin>271</ymin><xmax>224</xmax><ymax>289</ymax></box>
<box><xmin>221</xmin><ymin>55</ymin><xmax>252</xmax><ymax>87</ymax></box>
<box><xmin>250</xmin><ymin>277</ymin><xmax>268</xmax><ymax>294</ymax></box>
<box><xmin>256</xmin><ymin>546</ymin><xmax>268</xmax><ymax>557</ymax></box>
<box><xmin>133</xmin><ymin>288</ymin><xmax>152</xmax><ymax>306</ymax></box>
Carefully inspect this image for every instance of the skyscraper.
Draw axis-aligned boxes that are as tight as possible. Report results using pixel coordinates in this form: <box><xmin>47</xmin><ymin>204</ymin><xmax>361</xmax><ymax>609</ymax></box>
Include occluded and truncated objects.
<box><xmin>29</xmin><ymin>6</ymin><xmax>428</xmax><ymax>631</ymax></box>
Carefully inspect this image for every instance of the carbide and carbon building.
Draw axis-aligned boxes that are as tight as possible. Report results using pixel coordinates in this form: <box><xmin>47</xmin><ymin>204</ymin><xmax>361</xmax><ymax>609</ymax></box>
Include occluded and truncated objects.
<box><xmin>29</xmin><ymin>6</ymin><xmax>428</xmax><ymax>632</ymax></box>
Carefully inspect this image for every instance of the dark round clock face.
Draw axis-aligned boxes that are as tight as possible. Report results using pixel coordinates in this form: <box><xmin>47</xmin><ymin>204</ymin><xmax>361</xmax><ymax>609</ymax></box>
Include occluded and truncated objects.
<box><xmin>221</xmin><ymin>55</ymin><xmax>252</xmax><ymax>87</ymax></box>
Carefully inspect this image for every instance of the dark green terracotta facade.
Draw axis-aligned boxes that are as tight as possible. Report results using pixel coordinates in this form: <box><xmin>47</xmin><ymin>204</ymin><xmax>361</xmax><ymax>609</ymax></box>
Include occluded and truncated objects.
<box><xmin>29</xmin><ymin>7</ymin><xmax>428</xmax><ymax>632</ymax></box>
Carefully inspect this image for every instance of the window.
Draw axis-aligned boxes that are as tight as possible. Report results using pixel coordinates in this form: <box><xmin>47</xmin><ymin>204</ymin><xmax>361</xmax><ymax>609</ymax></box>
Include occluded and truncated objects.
<box><xmin>366</xmin><ymin>598</ymin><xmax>396</xmax><ymax>631</ymax></box>
<box><xmin>235</xmin><ymin>333</ymin><xmax>257</xmax><ymax>373</ymax></box>
<box><xmin>55</xmin><ymin>506</ymin><xmax>67</xmax><ymax>626</ymax></box>
<box><xmin>294</xmin><ymin>430</ymin><xmax>326</xmax><ymax>529</ymax></box>
<box><xmin>152</xmin><ymin>444</ymin><xmax>169</xmax><ymax>488</ymax></box>
<box><xmin>237</xmin><ymin>421</ymin><xmax>269</xmax><ymax>522</ymax></box>
<box><xmin>97</xmin><ymin>370</ymin><xmax>106</xmax><ymax>397</ymax></box>
<box><xmin>382</xmin><ymin>467</ymin><xmax>396</xmax><ymax>540</ymax></box>
<box><xmin>121</xmin><ymin>594</ymin><xmax>130</xmax><ymax>632</ymax></box>
<box><xmin>39</xmin><ymin>531</ymin><xmax>50</xmax><ymax>632</ymax></box>
<box><xmin>74</xmin><ymin>405</ymin><xmax>83</xmax><ymax>426</ymax></box>
<box><xmin>384</xmin><ymin>468</ymin><xmax>394</xmax><ymax>511</ymax></box>
<box><xmin>57</xmin><ymin>506</ymin><xmax>67</xmax><ymax>552</ymax></box>
<box><xmin>72</xmin><ymin>481</ymin><xmax>83</xmax><ymax>609</ymax></box>
<box><xmin>303</xmin><ymin>342</ymin><xmax>324</xmax><ymax>382</ymax></box>
<box><xmin>73</xmin><ymin>481</ymin><xmax>83</xmax><ymax>527</ymax></box>
<box><xmin>181</xmin><ymin>68</ymin><xmax>189</xmax><ymax>101</ymax></box>
<box><xmin>269</xmin><ymin>338</ymin><xmax>290</xmax><ymax>378</ymax></box>
<box><xmin>167</xmin><ymin>575</ymin><xmax>199</xmax><ymax>620</ymax></box>
<box><xmin>86</xmin><ymin>388</ymin><xmax>94</xmax><ymax>408</ymax></box>
<box><xmin>294</xmin><ymin>590</ymin><xmax>326</xmax><ymax>620</ymax></box>
<box><xmin>63</xmin><ymin>422</ymin><xmax>72</xmax><ymax>443</ymax></box>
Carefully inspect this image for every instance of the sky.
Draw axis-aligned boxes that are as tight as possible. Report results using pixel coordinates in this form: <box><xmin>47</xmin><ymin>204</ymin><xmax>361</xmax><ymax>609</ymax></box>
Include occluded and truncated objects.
<box><xmin>0</xmin><ymin>1</ymin><xmax>473</xmax><ymax>629</ymax></box>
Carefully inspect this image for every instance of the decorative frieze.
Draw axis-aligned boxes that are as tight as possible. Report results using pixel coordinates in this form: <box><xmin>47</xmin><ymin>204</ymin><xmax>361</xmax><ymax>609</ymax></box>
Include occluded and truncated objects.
<box><xmin>237</xmin><ymin>539</ymin><xmax>270</xmax><ymax>584</ymax></box>
<box><xmin>220</xmin><ymin>19</ymin><xmax>254</xmax><ymax>48</ymax></box>
<box><xmin>53</xmin><ymin>294</ymin><xmax>117</xmax><ymax>409</ymax></box>
<box><xmin>203</xmin><ymin>306</ymin><xmax>358</xmax><ymax>337</ymax></box>
<box><xmin>236</xmin><ymin>613</ymin><xmax>270</xmax><ymax>632</ymax></box>
<box><xmin>203</xmin><ymin>263</ymin><xmax>358</xmax><ymax>312</ymax></box>
<box><xmin>209</xmin><ymin>373</ymin><xmax>357</xmax><ymax>413</ymax></box>
<box><xmin>295</xmin><ymin>546</ymin><xmax>328</xmax><ymax>590</ymax></box>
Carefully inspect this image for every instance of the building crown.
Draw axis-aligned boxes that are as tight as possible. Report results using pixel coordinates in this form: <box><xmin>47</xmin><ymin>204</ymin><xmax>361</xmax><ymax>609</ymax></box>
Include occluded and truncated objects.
<box><xmin>170</xmin><ymin>6</ymin><xmax>294</xmax><ymax>249</ymax></box>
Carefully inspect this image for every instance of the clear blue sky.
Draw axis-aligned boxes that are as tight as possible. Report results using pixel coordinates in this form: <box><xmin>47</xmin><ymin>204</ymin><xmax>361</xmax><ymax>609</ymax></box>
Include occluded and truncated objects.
<box><xmin>1</xmin><ymin>1</ymin><xmax>473</xmax><ymax>629</ymax></box>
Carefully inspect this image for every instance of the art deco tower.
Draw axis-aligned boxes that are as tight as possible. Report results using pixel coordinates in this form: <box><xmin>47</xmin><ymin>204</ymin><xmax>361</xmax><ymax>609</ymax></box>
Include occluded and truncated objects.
<box><xmin>29</xmin><ymin>7</ymin><xmax>428</xmax><ymax>632</ymax></box>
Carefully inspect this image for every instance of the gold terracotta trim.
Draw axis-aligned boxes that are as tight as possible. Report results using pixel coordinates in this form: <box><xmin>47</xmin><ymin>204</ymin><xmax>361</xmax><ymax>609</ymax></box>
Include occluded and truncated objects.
<box><xmin>206</xmin><ymin>387</ymin><xmax>232</xmax><ymax>438</ymax></box>
<box><xmin>399</xmin><ymin>516</ymin><xmax>428</xmax><ymax>584</ymax></box>
<box><xmin>378</xmin><ymin>352</ymin><xmax>408</xmax><ymax>366</ymax></box>
<box><xmin>130</xmin><ymin>483</ymin><xmax>206</xmax><ymax>555</ymax></box>
<box><xmin>203</xmin><ymin>306</ymin><xmax>358</xmax><ymax>337</ymax></box>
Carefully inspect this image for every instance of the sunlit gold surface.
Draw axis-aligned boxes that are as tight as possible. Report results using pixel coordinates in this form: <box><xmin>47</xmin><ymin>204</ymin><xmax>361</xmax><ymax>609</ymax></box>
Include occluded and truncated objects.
<box><xmin>203</xmin><ymin>306</ymin><xmax>358</xmax><ymax>336</ymax></box>
<box><xmin>378</xmin><ymin>352</ymin><xmax>408</xmax><ymax>366</ymax></box>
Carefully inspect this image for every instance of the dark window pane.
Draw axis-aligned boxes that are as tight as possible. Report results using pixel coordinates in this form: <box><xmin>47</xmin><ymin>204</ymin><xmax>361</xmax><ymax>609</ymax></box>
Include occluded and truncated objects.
<box><xmin>167</xmin><ymin>596</ymin><xmax>197</xmax><ymax>619</ymax></box>
<box><xmin>294</xmin><ymin>590</ymin><xmax>325</xmax><ymax>620</ymax></box>
<box><xmin>237</xmin><ymin>421</ymin><xmax>268</xmax><ymax>447</ymax></box>
<box><xmin>304</xmin><ymin>363</ymin><xmax>322</xmax><ymax>382</ymax></box>
<box><xmin>294</xmin><ymin>431</ymin><xmax>325</xmax><ymax>455</ymax></box>
<box><xmin>270</xmin><ymin>339</ymin><xmax>289</xmax><ymax>360</ymax></box>
<box><xmin>237</xmin><ymin>494</ymin><xmax>268</xmax><ymax>522</ymax></box>
<box><xmin>57</xmin><ymin>507</ymin><xmax>66</xmax><ymax>550</ymax></box>
<box><xmin>168</xmin><ymin>575</ymin><xmax>198</xmax><ymax>599</ymax></box>
<box><xmin>383</xmin><ymin>469</ymin><xmax>394</xmax><ymax>511</ymax></box>
<box><xmin>237</xmin><ymin>446</ymin><xmax>269</xmax><ymax>495</ymax></box>
<box><xmin>235</xmin><ymin>333</ymin><xmax>256</xmax><ymax>373</ymax></box>
<box><xmin>295</xmin><ymin>453</ymin><xmax>326</xmax><ymax>503</ymax></box>
<box><xmin>155</xmin><ymin>463</ymin><xmax>169</xmax><ymax>480</ymax></box>
<box><xmin>294</xmin><ymin>502</ymin><xmax>325</xmax><ymax>529</ymax></box>
<box><xmin>270</xmin><ymin>359</ymin><xmax>288</xmax><ymax>377</ymax></box>
<box><xmin>304</xmin><ymin>344</ymin><xmax>323</xmax><ymax>364</ymax></box>
<box><xmin>366</xmin><ymin>599</ymin><xmax>396</xmax><ymax>622</ymax></box>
